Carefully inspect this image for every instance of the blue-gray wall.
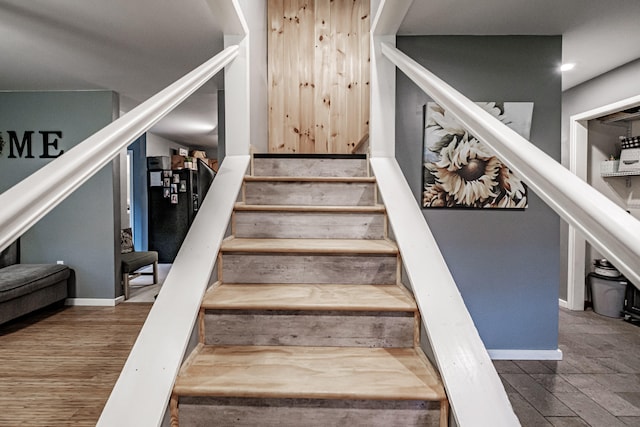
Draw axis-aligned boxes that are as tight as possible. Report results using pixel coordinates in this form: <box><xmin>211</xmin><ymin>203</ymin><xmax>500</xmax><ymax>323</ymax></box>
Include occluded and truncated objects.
<box><xmin>0</xmin><ymin>91</ymin><xmax>120</xmax><ymax>299</ymax></box>
<box><xmin>396</xmin><ymin>36</ymin><xmax>562</xmax><ymax>351</ymax></box>
<box><xmin>128</xmin><ymin>134</ymin><xmax>148</xmax><ymax>251</ymax></box>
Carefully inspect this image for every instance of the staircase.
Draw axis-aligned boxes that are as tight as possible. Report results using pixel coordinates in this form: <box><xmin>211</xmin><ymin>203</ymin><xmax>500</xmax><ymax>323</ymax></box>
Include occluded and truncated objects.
<box><xmin>170</xmin><ymin>154</ymin><xmax>448</xmax><ymax>426</ymax></box>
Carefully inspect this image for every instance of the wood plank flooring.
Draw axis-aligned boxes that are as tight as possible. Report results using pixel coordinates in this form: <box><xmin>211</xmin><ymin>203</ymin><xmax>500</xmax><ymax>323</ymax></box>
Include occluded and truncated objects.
<box><xmin>0</xmin><ymin>303</ymin><xmax>151</xmax><ymax>426</ymax></box>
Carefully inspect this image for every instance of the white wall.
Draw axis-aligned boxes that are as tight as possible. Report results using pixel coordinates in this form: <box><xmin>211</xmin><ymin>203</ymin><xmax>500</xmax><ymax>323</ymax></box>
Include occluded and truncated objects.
<box><xmin>119</xmin><ymin>150</ymin><xmax>129</xmax><ymax>228</ymax></box>
<box><xmin>146</xmin><ymin>132</ymin><xmax>189</xmax><ymax>157</ymax></box>
<box><xmin>562</xmin><ymin>60</ymin><xmax>640</xmax><ymax>165</ymax></box>
<box><xmin>632</xmin><ymin>121</ymin><xmax>640</xmax><ymax>219</ymax></box>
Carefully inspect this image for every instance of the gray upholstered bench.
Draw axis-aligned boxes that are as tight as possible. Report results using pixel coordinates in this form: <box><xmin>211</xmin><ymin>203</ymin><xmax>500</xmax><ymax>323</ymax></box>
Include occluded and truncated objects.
<box><xmin>0</xmin><ymin>240</ymin><xmax>70</xmax><ymax>325</ymax></box>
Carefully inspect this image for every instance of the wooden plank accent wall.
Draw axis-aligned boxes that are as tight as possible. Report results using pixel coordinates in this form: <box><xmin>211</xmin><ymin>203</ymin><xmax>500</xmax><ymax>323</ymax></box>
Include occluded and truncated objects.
<box><xmin>268</xmin><ymin>0</ymin><xmax>370</xmax><ymax>154</ymax></box>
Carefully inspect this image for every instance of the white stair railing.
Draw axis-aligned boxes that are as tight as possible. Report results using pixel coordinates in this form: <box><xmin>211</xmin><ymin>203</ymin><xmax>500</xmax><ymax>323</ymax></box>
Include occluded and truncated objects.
<box><xmin>98</xmin><ymin>154</ymin><xmax>249</xmax><ymax>426</ymax></box>
<box><xmin>382</xmin><ymin>42</ymin><xmax>640</xmax><ymax>288</ymax></box>
<box><xmin>0</xmin><ymin>45</ymin><xmax>245</xmax><ymax>426</ymax></box>
<box><xmin>0</xmin><ymin>45</ymin><xmax>239</xmax><ymax>253</ymax></box>
<box><xmin>377</xmin><ymin>41</ymin><xmax>640</xmax><ymax>427</ymax></box>
<box><xmin>371</xmin><ymin>158</ymin><xmax>520</xmax><ymax>426</ymax></box>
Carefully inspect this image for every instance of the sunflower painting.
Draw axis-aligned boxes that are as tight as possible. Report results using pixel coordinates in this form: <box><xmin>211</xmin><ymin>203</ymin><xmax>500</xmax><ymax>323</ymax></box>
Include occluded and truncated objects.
<box><xmin>422</xmin><ymin>102</ymin><xmax>533</xmax><ymax>209</ymax></box>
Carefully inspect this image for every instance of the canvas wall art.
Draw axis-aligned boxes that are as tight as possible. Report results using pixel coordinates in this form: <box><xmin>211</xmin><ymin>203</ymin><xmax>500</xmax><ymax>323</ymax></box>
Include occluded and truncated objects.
<box><xmin>422</xmin><ymin>102</ymin><xmax>533</xmax><ymax>209</ymax></box>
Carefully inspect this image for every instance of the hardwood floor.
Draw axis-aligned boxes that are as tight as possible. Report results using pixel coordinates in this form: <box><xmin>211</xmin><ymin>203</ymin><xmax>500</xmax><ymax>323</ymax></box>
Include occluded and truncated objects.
<box><xmin>1</xmin><ymin>301</ymin><xmax>637</xmax><ymax>426</ymax></box>
<box><xmin>497</xmin><ymin>308</ymin><xmax>640</xmax><ymax>427</ymax></box>
<box><xmin>0</xmin><ymin>303</ymin><xmax>151</xmax><ymax>426</ymax></box>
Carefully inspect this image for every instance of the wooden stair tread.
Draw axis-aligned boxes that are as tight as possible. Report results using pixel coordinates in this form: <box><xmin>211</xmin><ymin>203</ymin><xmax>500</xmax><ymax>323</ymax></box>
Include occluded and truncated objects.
<box><xmin>244</xmin><ymin>176</ymin><xmax>376</xmax><ymax>183</ymax></box>
<box><xmin>203</xmin><ymin>283</ymin><xmax>416</xmax><ymax>312</ymax></box>
<box><xmin>220</xmin><ymin>238</ymin><xmax>398</xmax><ymax>254</ymax></box>
<box><xmin>253</xmin><ymin>153</ymin><xmax>367</xmax><ymax>159</ymax></box>
<box><xmin>174</xmin><ymin>345</ymin><xmax>446</xmax><ymax>401</ymax></box>
<box><xmin>234</xmin><ymin>203</ymin><xmax>386</xmax><ymax>213</ymax></box>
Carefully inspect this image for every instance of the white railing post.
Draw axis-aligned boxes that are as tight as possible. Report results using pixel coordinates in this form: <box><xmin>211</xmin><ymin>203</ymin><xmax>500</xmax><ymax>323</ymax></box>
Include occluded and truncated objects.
<box><xmin>369</xmin><ymin>0</ymin><xmax>414</xmax><ymax>158</ymax></box>
<box><xmin>223</xmin><ymin>0</ymin><xmax>251</xmax><ymax>155</ymax></box>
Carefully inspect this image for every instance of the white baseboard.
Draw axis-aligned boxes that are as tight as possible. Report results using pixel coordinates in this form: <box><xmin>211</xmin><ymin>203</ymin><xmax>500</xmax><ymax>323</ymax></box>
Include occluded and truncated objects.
<box><xmin>559</xmin><ymin>299</ymin><xmax>568</xmax><ymax>308</ymax></box>
<box><xmin>65</xmin><ymin>296</ymin><xmax>124</xmax><ymax>307</ymax></box>
<box><xmin>488</xmin><ymin>349</ymin><xmax>563</xmax><ymax>361</ymax></box>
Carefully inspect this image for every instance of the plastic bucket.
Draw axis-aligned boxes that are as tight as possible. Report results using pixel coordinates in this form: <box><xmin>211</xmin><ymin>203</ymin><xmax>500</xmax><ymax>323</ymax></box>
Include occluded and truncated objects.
<box><xmin>590</xmin><ymin>274</ymin><xmax>627</xmax><ymax>318</ymax></box>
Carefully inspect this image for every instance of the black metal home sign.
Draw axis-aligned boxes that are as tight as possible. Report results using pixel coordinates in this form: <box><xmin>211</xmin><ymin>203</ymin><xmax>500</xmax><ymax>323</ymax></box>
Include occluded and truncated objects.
<box><xmin>0</xmin><ymin>130</ymin><xmax>64</xmax><ymax>158</ymax></box>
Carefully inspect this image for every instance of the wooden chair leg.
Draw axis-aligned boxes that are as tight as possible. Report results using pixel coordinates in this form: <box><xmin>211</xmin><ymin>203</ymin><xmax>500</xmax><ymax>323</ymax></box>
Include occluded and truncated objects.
<box><xmin>123</xmin><ymin>273</ymin><xmax>130</xmax><ymax>300</ymax></box>
<box><xmin>152</xmin><ymin>261</ymin><xmax>159</xmax><ymax>285</ymax></box>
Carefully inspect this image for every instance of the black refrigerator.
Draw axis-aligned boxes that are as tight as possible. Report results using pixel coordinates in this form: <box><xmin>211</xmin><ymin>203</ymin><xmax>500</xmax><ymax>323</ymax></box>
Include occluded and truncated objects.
<box><xmin>148</xmin><ymin>167</ymin><xmax>198</xmax><ymax>263</ymax></box>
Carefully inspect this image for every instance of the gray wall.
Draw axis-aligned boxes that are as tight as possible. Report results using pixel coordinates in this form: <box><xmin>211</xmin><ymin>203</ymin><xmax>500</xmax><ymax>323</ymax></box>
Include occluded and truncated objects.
<box><xmin>559</xmin><ymin>59</ymin><xmax>640</xmax><ymax>300</ymax></box>
<box><xmin>0</xmin><ymin>91</ymin><xmax>120</xmax><ymax>299</ymax></box>
<box><xmin>396</xmin><ymin>36</ymin><xmax>561</xmax><ymax>351</ymax></box>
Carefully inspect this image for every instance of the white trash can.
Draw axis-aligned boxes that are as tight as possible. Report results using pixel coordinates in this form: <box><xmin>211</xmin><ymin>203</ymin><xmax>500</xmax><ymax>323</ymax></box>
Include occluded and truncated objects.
<box><xmin>588</xmin><ymin>273</ymin><xmax>627</xmax><ymax>318</ymax></box>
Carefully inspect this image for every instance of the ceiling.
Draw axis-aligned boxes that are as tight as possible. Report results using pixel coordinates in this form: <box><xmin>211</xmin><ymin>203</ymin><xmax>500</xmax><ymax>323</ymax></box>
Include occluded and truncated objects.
<box><xmin>1</xmin><ymin>0</ymin><xmax>639</xmax><ymax>149</ymax></box>
<box><xmin>399</xmin><ymin>0</ymin><xmax>640</xmax><ymax>92</ymax></box>
<box><xmin>0</xmin><ymin>0</ymin><xmax>224</xmax><ymax>147</ymax></box>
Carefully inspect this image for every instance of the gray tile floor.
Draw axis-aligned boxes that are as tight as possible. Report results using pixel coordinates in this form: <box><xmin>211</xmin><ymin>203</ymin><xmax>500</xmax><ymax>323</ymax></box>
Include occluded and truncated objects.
<box><xmin>496</xmin><ymin>308</ymin><xmax>640</xmax><ymax>427</ymax></box>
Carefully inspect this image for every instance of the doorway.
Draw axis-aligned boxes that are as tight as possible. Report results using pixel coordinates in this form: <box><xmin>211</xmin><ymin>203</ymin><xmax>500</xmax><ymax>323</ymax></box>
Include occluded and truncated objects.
<box><xmin>567</xmin><ymin>93</ymin><xmax>640</xmax><ymax>310</ymax></box>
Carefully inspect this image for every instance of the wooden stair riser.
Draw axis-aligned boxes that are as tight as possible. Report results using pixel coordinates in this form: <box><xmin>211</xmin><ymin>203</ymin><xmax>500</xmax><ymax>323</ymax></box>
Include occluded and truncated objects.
<box><xmin>252</xmin><ymin>157</ymin><xmax>369</xmax><ymax>177</ymax></box>
<box><xmin>176</xmin><ymin>397</ymin><xmax>444</xmax><ymax>427</ymax></box>
<box><xmin>243</xmin><ymin>181</ymin><xmax>376</xmax><ymax>206</ymax></box>
<box><xmin>233</xmin><ymin>210</ymin><xmax>386</xmax><ymax>239</ymax></box>
<box><xmin>202</xmin><ymin>309</ymin><xmax>417</xmax><ymax>347</ymax></box>
<box><xmin>220</xmin><ymin>253</ymin><xmax>398</xmax><ymax>285</ymax></box>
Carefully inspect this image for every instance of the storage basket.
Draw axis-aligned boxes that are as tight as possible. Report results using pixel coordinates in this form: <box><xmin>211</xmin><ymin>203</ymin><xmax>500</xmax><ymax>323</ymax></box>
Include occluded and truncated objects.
<box><xmin>600</xmin><ymin>160</ymin><xmax>619</xmax><ymax>175</ymax></box>
<box><xmin>618</xmin><ymin>148</ymin><xmax>640</xmax><ymax>173</ymax></box>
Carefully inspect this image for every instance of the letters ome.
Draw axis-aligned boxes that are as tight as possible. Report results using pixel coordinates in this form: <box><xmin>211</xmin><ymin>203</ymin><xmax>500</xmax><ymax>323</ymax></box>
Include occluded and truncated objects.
<box><xmin>0</xmin><ymin>130</ymin><xmax>64</xmax><ymax>159</ymax></box>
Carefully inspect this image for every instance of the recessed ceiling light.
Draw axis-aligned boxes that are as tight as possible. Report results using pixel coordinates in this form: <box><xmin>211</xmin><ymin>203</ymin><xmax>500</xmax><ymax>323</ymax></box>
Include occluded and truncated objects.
<box><xmin>560</xmin><ymin>63</ymin><xmax>576</xmax><ymax>72</ymax></box>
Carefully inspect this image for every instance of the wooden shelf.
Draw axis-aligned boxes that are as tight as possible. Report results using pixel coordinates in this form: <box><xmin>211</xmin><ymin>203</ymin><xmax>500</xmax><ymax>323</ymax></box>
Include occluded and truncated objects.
<box><xmin>601</xmin><ymin>171</ymin><xmax>640</xmax><ymax>177</ymax></box>
<box><xmin>599</xmin><ymin>108</ymin><xmax>640</xmax><ymax>124</ymax></box>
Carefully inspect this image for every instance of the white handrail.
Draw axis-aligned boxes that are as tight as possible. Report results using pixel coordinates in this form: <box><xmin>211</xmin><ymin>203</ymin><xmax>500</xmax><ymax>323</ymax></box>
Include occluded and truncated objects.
<box><xmin>381</xmin><ymin>42</ymin><xmax>640</xmax><ymax>288</ymax></box>
<box><xmin>0</xmin><ymin>45</ymin><xmax>239</xmax><ymax>253</ymax></box>
<box><xmin>371</xmin><ymin>158</ymin><xmax>519</xmax><ymax>426</ymax></box>
<box><xmin>97</xmin><ymin>155</ymin><xmax>249</xmax><ymax>426</ymax></box>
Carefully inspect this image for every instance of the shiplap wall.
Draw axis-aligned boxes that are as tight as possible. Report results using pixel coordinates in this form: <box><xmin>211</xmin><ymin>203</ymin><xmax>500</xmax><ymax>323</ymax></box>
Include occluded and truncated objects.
<box><xmin>268</xmin><ymin>0</ymin><xmax>370</xmax><ymax>154</ymax></box>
